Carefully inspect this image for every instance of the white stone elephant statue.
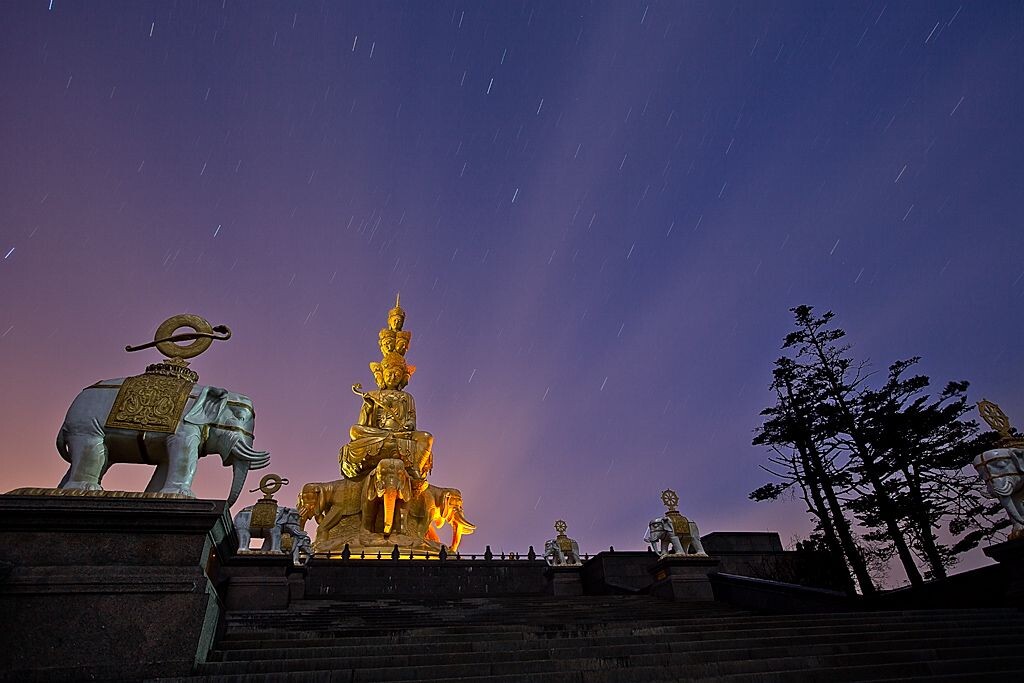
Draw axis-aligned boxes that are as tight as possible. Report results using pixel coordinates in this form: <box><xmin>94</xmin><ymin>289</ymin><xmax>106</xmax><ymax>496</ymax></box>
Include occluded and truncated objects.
<box><xmin>645</xmin><ymin>515</ymin><xmax>707</xmax><ymax>557</ymax></box>
<box><xmin>57</xmin><ymin>380</ymin><xmax>270</xmax><ymax>505</ymax></box>
<box><xmin>974</xmin><ymin>448</ymin><xmax>1024</xmax><ymax>539</ymax></box>
<box><xmin>234</xmin><ymin>505</ymin><xmax>305</xmax><ymax>553</ymax></box>
<box><xmin>544</xmin><ymin>538</ymin><xmax>581</xmax><ymax>566</ymax></box>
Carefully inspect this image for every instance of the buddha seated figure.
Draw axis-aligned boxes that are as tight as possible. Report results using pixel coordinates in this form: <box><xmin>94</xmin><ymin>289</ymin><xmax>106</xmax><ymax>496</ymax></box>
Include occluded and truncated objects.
<box><xmin>339</xmin><ymin>352</ymin><xmax>433</xmax><ymax>485</ymax></box>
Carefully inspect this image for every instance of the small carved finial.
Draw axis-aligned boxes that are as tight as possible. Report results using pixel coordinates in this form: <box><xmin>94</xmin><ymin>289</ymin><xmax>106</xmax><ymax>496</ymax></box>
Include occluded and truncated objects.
<box><xmin>484</xmin><ymin>545</ymin><xmax>493</xmax><ymax>561</ymax></box>
<box><xmin>439</xmin><ymin>545</ymin><xmax>448</xmax><ymax>561</ymax></box>
<box><xmin>341</xmin><ymin>543</ymin><xmax>351</xmax><ymax>560</ymax></box>
<box><xmin>391</xmin><ymin>544</ymin><xmax>400</xmax><ymax>560</ymax></box>
<box><xmin>528</xmin><ymin>545</ymin><xmax>536</xmax><ymax>561</ymax></box>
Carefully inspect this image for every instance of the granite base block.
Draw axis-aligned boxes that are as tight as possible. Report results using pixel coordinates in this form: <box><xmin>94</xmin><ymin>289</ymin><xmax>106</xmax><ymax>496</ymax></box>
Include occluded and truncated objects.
<box><xmin>0</xmin><ymin>494</ymin><xmax>230</xmax><ymax>682</ymax></box>
<box><xmin>546</xmin><ymin>565</ymin><xmax>584</xmax><ymax>596</ymax></box>
<box><xmin>647</xmin><ymin>555</ymin><xmax>719</xmax><ymax>601</ymax></box>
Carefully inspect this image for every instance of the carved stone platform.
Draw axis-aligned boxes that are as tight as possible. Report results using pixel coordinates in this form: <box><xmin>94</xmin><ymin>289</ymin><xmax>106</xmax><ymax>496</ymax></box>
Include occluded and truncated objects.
<box><xmin>984</xmin><ymin>535</ymin><xmax>1024</xmax><ymax>607</ymax></box>
<box><xmin>647</xmin><ymin>554</ymin><xmax>720</xmax><ymax>601</ymax></box>
<box><xmin>0</xmin><ymin>493</ymin><xmax>232</xmax><ymax>682</ymax></box>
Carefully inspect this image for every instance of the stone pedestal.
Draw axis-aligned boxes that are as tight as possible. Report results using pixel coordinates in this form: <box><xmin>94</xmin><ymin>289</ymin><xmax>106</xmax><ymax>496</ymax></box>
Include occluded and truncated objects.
<box><xmin>546</xmin><ymin>565</ymin><xmax>584</xmax><ymax>596</ymax></box>
<box><xmin>0</xmin><ymin>494</ymin><xmax>231</xmax><ymax>681</ymax></box>
<box><xmin>984</xmin><ymin>536</ymin><xmax>1024</xmax><ymax>606</ymax></box>
<box><xmin>219</xmin><ymin>553</ymin><xmax>296</xmax><ymax>611</ymax></box>
<box><xmin>648</xmin><ymin>554</ymin><xmax>719</xmax><ymax>601</ymax></box>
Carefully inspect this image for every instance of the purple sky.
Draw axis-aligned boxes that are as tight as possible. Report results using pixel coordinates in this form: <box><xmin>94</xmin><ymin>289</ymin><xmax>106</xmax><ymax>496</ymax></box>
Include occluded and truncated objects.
<box><xmin>2</xmin><ymin>2</ymin><xmax>1023</xmax><ymax>581</ymax></box>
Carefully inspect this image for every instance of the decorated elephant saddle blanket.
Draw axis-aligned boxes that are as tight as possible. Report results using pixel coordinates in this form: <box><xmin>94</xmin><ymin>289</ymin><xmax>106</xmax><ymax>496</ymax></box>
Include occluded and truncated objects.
<box><xmin>104</xmin><ymin>372</ymin><xmax>195</xmax><ymax>433</ymax></box>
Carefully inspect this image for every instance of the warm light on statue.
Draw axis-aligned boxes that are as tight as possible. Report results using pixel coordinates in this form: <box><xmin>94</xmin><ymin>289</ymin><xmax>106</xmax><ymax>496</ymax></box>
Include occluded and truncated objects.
<box><xmin>298</xmin><ymin>298</ymin><xmax>474</xmax><ymax>556</ymax></box>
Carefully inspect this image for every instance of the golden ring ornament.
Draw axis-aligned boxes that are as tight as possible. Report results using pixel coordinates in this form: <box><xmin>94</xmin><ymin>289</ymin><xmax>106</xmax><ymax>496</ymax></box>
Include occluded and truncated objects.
<box><xmin>125</xmin><ymin>314</ymin><xmax>232</xmax><ymax>360</ymax></box>
<box><xmin>661</xmin><ymin>489</ymin><xmax>680</xmax><ymax>510</ymax></box>
<box><xmin>253</xmin><ymin>473</ymin><xmax>289</xmax><ymax>497</ymax></box>
<box><xmin>554</xmin><ymin>519</ymin><xmax>568</xmax><ymax>535</ymax></box>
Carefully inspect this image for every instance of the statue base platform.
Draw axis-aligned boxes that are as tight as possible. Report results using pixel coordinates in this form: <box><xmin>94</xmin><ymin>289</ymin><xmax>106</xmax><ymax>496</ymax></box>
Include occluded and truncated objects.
<box><xmin>647</xmin><ymin>554</ymin><xmax>720</xmax><ymax>601</ymax></box>
<box><xmin>984</xmin><ymin>536</ymin><xmax>1024</xmax><ymax>606</ymax></box>
<box><xmin>313</xmin><ymin>529</ymin><xmax>443</xmax><ymax>557</ymax></box>
<box><xmin>0</xmin><ymin>492</ymin><xmax>232</xmax><ymax>682</ymax></box>
<box><xmin>545</xmin><ymin>565</ymin><xmax>584</xmax><ymax>595</ymax></box>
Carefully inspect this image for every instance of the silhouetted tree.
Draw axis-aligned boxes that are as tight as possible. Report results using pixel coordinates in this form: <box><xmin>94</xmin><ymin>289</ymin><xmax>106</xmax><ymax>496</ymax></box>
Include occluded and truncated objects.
<box><xmin>752</xmin><ymin>356</ymin><xmax>874</xmax><ymax>595</ymax></box>
<box><xmin>753</xmin><ymin>305</ymin><xmax>1001</xmax><ymax>588</ymax></box>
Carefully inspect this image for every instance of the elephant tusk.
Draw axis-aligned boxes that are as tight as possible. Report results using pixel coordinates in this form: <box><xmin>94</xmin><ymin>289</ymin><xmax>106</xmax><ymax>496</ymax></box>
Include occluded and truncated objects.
<box><xmin>382</xmin><ymin>489</ymin><xmax>397</xmax><ymax>535</ymax></box>
<box><xmin>451</xmin><ymin>508</ymin><xmax>476</xmax><ymax>533</ymax></box>
<box><xmin>231</xmin><ymin>440</ymin><xmax>271</xmax><ymax>468</ymax></box>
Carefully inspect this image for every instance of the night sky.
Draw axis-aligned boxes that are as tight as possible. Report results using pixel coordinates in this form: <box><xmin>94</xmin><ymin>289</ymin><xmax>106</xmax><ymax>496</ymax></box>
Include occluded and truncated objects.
<box><xmin>2</xmin><ymin>2</ymin><xmax>1023</xmax><ymax>580</ymax></box>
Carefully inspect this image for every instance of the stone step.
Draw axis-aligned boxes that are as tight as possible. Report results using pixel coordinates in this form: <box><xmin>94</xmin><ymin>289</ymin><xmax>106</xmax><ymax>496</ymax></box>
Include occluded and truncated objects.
<box><xmin>220</xmin><ymin>609</ymin><xmax>1021</xmax><ymax>637</ymax></box>
<box><xmin>179</xmin><ymin>648</ymin><xmax>1024</xmax><ymax>681</ymax></box>
<box><xmin>210</xmin><ymin>629</ymin><xmax>1020</xmax><ymax>664</ymax></box>
<box><xmin>217</xmin><ymin>617</ymin><xmax>1024</xmax><ymax>649</ymax></box>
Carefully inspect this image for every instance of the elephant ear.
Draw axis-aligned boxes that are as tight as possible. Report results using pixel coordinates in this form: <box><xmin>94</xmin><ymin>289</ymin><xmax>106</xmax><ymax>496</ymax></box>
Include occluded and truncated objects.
<box><xmin>184</xmin><ymin>386</ymin><xmax>229</xmax><ymax>427</ymax></box>
<box><xmin>1012</xmin><ymin>449</ymin><xmax>1024</xmax><ymax>473</ymax></box>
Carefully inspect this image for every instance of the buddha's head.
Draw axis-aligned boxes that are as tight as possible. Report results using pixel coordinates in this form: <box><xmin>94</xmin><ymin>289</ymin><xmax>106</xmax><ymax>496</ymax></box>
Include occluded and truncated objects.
<box><xmin>378</xmin><ymin>328</ymin><xmax>396</xmax><ymax>355</ymax></box>
<box><xmin>388</xmin><ymin>298</ymin><xmax>405</xmax><ymax>332</ymax></box>
<box><xmin>380</xmin><ymin>352</ymin><xmax>409</xmax><ymax>390</ymax></box>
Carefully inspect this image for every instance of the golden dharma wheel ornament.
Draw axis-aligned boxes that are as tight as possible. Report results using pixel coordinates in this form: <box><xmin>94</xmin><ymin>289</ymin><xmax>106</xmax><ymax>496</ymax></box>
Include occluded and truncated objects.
<box><xmin>554</xmin><ymin>519</ymin><xmax>568</xmax><ymax>535</ymax></box>
<box><xmin>978</xmin><ymin>399</ymin><xmax>1024</xmax><ymax>448</ymax></box>
<box><xmin>661</xmin><ymin>489</ymin><xmax>680</xmax><ymax>511</ymax></box>
<box><xmin>978</xmin><ymin>399</ymin><xmax>1011</xmax><ymax>435</ymax></box>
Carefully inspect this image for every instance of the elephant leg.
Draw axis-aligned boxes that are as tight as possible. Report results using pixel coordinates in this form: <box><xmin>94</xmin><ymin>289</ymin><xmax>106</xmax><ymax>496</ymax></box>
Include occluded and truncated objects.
<box><xmin>237</xmin><ymin>529</ymin><xmax>251</xmax><ymax>550</ymax></box>
<box><xmin>670</xmin><ymin>536</ymin><xmax>685</xmax><ymax>555</ymax></box>
<box><xmin>690</xmin><ymin>536</ymin><xmax>708</xmax><ymax>556</ymax></box>
<box><xmin>144</xmin><ymin>462</ymin><xmax>169</xmax><ymax>493</ymax></box>
<box><xmin>161</xmin><ymin>432</ymin><xmax>200</xmax><ymax>497</ymax></box>
<box><xmin>268</xmin><ymin>529</ymin><xmax>282</xmax><ymax>553</ymax></box>
<box><xmin>62</xmin><ymin>436</ymin><xmax>107</xmax><ymax>491</ymax></box>
<box><xmin>426</xmin><ymin>525</ymin><xmax>441</xmax><ymax>543</ymax></box>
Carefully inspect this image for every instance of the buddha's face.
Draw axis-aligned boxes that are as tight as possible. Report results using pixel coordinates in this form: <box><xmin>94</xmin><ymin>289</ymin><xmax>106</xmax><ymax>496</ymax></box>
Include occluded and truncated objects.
<box><xmin>382</xmin><ymin>366</ymin><xmax>404</xmax><ymax>389</ymax></box>
<box><xmin>388</xmin><ymin>312</ymin><xmax>405</xmax><ymax>330</ymax></box>
<box><xmin>379</xmin><ymin>335</ymin><xmax>395</xmax><ymax>354</ymax></box>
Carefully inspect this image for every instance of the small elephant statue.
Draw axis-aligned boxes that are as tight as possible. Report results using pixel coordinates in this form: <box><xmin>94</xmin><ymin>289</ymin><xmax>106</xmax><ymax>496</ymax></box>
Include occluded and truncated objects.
<box><xmin>645</xmin><ymin>515</ymin><xmax>707</xmax><ymax>557</ymax></box>
<box><xmin>544</xmin><ymin>537</ymin><xmax>581</xmax><ymax>566</ymax></box>
<box><xmin>287</xmin><ymin>529</ymin><xmax>314</xmax><ymax>566</ymax></box>
<box><xmin>975</xmin><ymin>448</ymin><xmax>1024</xmax><ymax>539</ymax></box>
<box><xmin>57</xmin><ymin>380</ymin><xmax>270</xmax><ymax>505</ymax></box>
<box><xmin>234</xmin><ymin>504</ymin><xmax>304</xmax><ymax>553</ymax></box>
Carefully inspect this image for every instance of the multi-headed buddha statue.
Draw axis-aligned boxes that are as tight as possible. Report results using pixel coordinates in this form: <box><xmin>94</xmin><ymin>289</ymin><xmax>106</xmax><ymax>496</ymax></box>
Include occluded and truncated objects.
<box><xmin>340</xmin><ymin>350</ymin><xmax>434</xmax><ymax>488</ymax></box>
<box><xmin>298</xmin><ymin>297</ymin><xmax>473</xmax><ymax>556</ymax></box>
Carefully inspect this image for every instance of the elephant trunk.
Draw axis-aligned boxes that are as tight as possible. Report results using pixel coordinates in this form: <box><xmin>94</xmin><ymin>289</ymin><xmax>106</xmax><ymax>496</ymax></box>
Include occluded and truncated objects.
<box><xmin>990</xmin><ymin>475</ymin><xmax>1019</xmax><ymax>498</ymax></box>
<box><xmin>448</xmin><ymin>508</ymin><xmax>475</xmax><ymax>552</ymax></box>
<box><xmin>382</xmin><ymin>489</ymin><xmax>398</xmax><ymax>535</ymax></box>
<box><xmin>1000</xmin><ymin>495</ymin><xmax>1024</xmax><ymax>525</ymax></box>
<box><xmin>224</xmin><ymin>440</ymin><xmax>271</xmax><ymax>507</ymax></box>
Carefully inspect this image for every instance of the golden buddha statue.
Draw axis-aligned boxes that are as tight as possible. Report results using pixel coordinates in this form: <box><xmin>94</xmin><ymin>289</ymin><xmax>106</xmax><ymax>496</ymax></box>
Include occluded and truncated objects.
<box><xmin>298</xmin><ymin>298</ymin><xmax>472</xmax><ymax>556</ymax></box>
<box><xmin>340</xmin><ymin>352</ymin><xmax>433</xmax><ymax>486</ymax></box>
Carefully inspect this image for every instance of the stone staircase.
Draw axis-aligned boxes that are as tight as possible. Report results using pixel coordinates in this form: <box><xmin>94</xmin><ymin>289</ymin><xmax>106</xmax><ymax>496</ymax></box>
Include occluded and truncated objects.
<box><xmin>156</xmin><ymin>595</ymin><xmax>1024</xmax><ymax>682</ymax></box>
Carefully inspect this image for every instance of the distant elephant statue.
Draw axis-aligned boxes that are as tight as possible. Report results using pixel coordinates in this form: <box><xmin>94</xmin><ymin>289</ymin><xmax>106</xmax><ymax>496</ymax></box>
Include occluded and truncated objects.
<box><xmin>405</xmin><ymin>484</ymin><xmax>476</xmax><ymax>552</ymax></box>
<box><xmin>645</xmin><ymin>515</ymin><xmax>707</xmax><ymax>556</ymax></box>
<box><xmin>544</xmin><ymin>537</ymin><xmax>581</xmax><ymax>566</ymax></box>
<box><xmin>234</xmin><ymin>504</ymin><xmax>304</xmax><ymax>553</ymax></box>
<box><xmin>298</xmin><ymin>458</ymin><xmax>412</xmax><ymax>552</ymax></box>
<box><xmin>288</xmin><ymin>529</ymin><xmax>313</xmax><ymax>566</ymax></box>
<box><xmin>974</xmin><ymin>448</ymin><xmax>1024</xmax><ymax>539</ymax></box>
<box><xmin>57</xmin><ymin>380</ymin><xmax>270</xmax><ymax>505</ymax></box>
